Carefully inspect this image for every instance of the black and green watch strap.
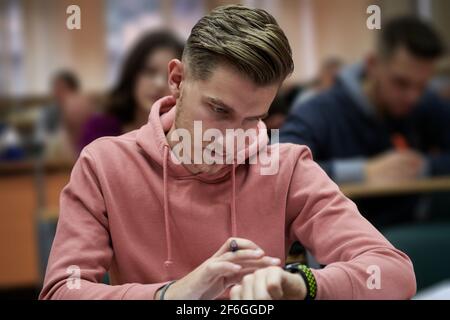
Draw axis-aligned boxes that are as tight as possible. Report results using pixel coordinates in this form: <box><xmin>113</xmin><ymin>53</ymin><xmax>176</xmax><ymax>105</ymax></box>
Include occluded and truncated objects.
<box><xmin>284</xmin><ymin>263</ymin><xmax>317</xmax><ymax>300</ymax></box>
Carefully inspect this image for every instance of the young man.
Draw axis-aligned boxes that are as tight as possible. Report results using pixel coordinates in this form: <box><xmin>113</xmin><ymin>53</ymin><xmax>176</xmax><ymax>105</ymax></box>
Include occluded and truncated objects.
<box><xmin>280</xmin><ymin>17</ymin><xmax>450</xmax><ymax>227</ymax></box>
<box><xmin>38</xmin><ymin>70</ymin><xmax>93</xmax><ymax>161</ymax></box>
<box><xmin>40</xmin><ymin>5</ymin><xmax>415</xmax><ymax>300</ymax></box>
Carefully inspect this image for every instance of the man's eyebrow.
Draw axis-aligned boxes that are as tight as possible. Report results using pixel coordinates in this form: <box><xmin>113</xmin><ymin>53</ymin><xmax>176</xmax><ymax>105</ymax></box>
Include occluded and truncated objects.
<box><xmin>206</xmin><ymin>97</ymin><xmax>234</xmax><ymax>112</ymax></box>
<box><xmin>206</xmin><ymin>96</ymin><xmax>268</xmax><ymax>119</ymax></box>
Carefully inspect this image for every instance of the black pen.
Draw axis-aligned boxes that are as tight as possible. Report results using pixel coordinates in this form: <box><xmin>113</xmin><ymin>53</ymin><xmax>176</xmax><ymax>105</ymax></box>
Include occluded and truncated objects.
<box><xmin>230</xmin><ymin>239</ymin><xmax>239</xmax><ymax>252</ymax></box>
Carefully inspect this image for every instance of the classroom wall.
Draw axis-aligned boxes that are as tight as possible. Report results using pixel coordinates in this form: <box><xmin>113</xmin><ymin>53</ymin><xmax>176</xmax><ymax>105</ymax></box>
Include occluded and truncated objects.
<box><xmin>312</xmin><ymin>0</ymin><xmax>377</xmax><ymax>67</ymax></box>
<box><xmin>20</xmin><ymin>0</ymin><xmax>108</xmax><ymax>95</ymax></box>
<box><xmin>10</xmin><ymin>0</ymin><xmax>379</xmax><ymax>92</ymax></box>
<box><xmin>8</xmin><ymin>0</ymin><xmax>450</xmax><ymax>95</ymax></box>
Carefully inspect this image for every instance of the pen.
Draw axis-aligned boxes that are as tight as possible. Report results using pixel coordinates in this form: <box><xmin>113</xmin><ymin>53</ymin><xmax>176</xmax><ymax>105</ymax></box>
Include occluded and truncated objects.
<box><xmin>230</xmin><ymin>239</ymin><xmax>239</xmax><ymax>252</ymax></box>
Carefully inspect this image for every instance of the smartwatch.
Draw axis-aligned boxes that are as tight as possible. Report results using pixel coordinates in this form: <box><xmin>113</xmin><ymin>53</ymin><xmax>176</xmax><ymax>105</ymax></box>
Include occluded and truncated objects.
<box><xmin>284</xmin><ymin>263</ymin><xmax>317</xmax><ymax>300</ymax></box>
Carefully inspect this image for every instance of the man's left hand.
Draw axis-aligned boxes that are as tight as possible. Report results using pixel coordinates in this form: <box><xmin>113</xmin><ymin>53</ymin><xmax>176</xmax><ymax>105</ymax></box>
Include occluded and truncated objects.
<box><xmin>229</xmin><ymin>266</ymin><xmax>307</xmax><ymax>300</ymax></box>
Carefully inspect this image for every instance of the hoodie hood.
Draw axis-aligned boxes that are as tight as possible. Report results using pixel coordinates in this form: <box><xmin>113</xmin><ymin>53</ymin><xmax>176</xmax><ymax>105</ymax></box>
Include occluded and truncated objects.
<box><xmin>136</xmin><ymin>96</ymin><xmax>269</xmax><ymax>278</ymax></box>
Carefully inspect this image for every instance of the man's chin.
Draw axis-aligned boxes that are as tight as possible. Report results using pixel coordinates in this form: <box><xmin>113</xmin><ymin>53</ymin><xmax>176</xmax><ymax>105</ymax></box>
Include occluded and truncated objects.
<box><xmin>195</xmin><ymin>164</ymin><xmax>226</xmax><ymax>175</ymax></box>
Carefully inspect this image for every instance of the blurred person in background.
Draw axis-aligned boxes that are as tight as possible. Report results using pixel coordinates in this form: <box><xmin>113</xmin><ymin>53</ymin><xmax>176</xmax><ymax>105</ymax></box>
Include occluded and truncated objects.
<box><xmin>265</xmin><ymin>84</ymin><xmax>306</xmax><ymax>141</ymax></box>
<box><xmin>265</xmin><ymin>84</ymin><xmax>307</xmax><ymax>135</ymax></box>
<box><xmin>0</xmin><ymin>122</ymin><xmax>25</xmax><ymax>161</ymax></box>
<box><xmin>265</xmin><ymin>94</ymin><xmax>291</xmax><ymax>134</ymax></box>
<box><xmin>431</xmin><ymin>57</ymin><xmax>450</xmax><ymax>101</ymax></box>
<box><xmin>292</xmin><ymin>57</ymin><xmax>343</xmax><ymax>108</ymax></box>
<box><xmin>280</xmin><ymin>16</ymin><xmax>450</xmax><ymax>228</ymax></box>
<box><xmin>36</xmin><ymin>70</ymin><xmax>94</xmax><ymax>161</ymax></box>
<box><xmin>79</xmin><ymin>30</ymin><xmax>184</xmax><ymax>150</ymax></box>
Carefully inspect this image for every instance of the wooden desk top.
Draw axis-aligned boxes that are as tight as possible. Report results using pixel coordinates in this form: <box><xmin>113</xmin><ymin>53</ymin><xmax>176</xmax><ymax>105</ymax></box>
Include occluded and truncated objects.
<box><xmin>0</xmin><ymin>159</ymin><xmax>74</xmax><ymax>176</ymax></box>
<box><xmin>340</xmin><ymin>176</ymin><xmax>450</xmax><ymax>198</ymax></box>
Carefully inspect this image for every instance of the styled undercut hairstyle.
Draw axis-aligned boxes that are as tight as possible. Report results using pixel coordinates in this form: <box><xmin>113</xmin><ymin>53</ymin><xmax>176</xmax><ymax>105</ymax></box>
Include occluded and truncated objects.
<box><xmin>378</xmin><ymin>16</ymin><xmax>445</xmax><ymax>60</ymax></box>
<box><xmin>183</xmin><ymin>4</ymin><xmax>294</xmax><ymax>86</ymax></box>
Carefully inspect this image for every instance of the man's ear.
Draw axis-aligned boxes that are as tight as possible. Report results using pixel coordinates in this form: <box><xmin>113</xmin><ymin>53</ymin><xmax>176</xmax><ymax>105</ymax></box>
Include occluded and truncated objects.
<box><xmin>168</xmin><ymin>59</ymin><xmax>184</xmax><ymax>99</ymax></box>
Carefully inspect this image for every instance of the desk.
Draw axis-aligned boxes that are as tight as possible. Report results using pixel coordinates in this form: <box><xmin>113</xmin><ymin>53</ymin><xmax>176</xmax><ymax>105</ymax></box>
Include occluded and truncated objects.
<box><xmin>0</xmin><ymin>160</ymin><xmax>72</xmax><ymax>288</ymax></box>
<box><xmin>340</xmin><ymin>176</ymin><xmax>450</xmax><ymax>199</ymax></box>
<box><xmin>2</xmin><ymin>159</ymin><xmax>450</xmax><ymax>289</ymax></box>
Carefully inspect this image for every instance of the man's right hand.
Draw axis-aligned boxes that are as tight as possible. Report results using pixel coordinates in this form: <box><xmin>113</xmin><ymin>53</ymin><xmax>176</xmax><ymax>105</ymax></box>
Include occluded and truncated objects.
<box><xmin>154</xmin><ymin>238</ymin><xmax>281</xmax><ymax>300</ymax></box>
<box><xmin>365</xmin><ymin>150</ymin><xmax>426</xmax><ymax>182</ymax></box>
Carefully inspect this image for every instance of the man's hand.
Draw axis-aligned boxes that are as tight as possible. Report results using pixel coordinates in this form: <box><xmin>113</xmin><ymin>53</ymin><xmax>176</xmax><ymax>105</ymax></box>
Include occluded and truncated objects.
<box><xmin>365</xmin><ymin>150</ymin><xmax>425</xmax><ymax>182</ymax></box>
<box><xmin>229</xmin><ymin>266</ymin><xmax>307</xmax><ymax>300</ymax></box>
<box><xmin>155</xmin><ymin>238</ymin><xmax>281</xmax><ymax>300</ymax></box>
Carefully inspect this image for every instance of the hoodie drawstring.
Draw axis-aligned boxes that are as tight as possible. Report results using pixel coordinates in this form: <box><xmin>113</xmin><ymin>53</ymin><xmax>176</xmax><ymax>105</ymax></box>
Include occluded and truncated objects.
<box><xmin>231</xmin><ymin>163</ymin><xmax>237</xmax><ymax>238</ymax></box>
<box><xmin>162</xmin><ymin>145</ymin><xmax>173</xmax><ymax>278</ymax></box>
<box><xmin>161</xmin><ymin>145</ymin><xmax>238</xmax><ymax>278</ymax></box>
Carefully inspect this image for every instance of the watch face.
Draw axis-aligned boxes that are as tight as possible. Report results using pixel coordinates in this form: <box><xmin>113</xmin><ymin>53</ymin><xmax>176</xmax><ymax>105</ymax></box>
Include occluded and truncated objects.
<box><xmin>284</xmin><ymin>263</ymin><xmax>301</xmax><ymax>273</ymax></box>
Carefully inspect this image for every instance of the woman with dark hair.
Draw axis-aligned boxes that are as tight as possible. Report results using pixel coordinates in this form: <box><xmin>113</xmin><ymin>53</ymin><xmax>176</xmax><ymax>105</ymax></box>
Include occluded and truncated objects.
<box><xmin>79</xmin><ymin>30</ymin><xmax>184</xmax><ymax>150</ymax></box>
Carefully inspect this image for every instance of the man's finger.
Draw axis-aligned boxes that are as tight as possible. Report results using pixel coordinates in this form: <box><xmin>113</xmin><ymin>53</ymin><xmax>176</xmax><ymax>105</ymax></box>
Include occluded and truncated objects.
<box><xmin>233</xmin><ymin>256</ymin><xmax>281</xmax><ymax>269</ymax></box>
<box><xmin>254</xmin><ymin>270</ymin><xmax>271</xmax><ymax>300</ymax></box>
<box><xmin>266</xmin><ymin>268</ymin><xmax>284</xmax><ymax>299</ymax></box>
<box><xmin>214</xmin><ymin>238</ymin><xmax>261</xmax><ymax>257</ymax></box>
<box><xmin>225</xmin><ymin>267</ymin><xmax>260</xmax><ymax>286</ymax></box>
<box><xmin>218</xmin><ymin>249</ymin><xmax>265</xmax><ymax>262</ymax></box>
<box><xmin>230</xmin><ymin>285</ymin><xmax>242</xmax><ymax>300</ymax></box>
<box><xmin>242</xmin><ymin>274</ymin><xmax>255</xmax><ymax>300</ymax></box>
<box><xmin>206</xmin><ymin>261</ymin><xmax>242</xmax><ymax>280</ymax></box>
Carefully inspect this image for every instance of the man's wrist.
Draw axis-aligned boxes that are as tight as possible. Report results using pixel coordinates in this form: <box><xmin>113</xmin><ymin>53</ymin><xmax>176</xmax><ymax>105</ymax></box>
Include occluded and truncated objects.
<box><xmin>154</xmin><ymin>287</ymin><xmax>163</xmax><ymax>299</ymax></box>
<box><xmin>285</xmin><ymin>263</ymin><xmax>317</xmax><ymax>300</ymax></box>
<box><xmin>291</xmin><ymin>274</ymin><xmax>307</xmax><ymax>300</ymax></box>
<box><xmin>294</xmin><ymin>273</ymin><xmax>308</xmax><ymax>300</ymax></box>
<box><xmin>156</xmin><ymin>280</ymin><xmax>177</xmax><ymax>300</ymax></box>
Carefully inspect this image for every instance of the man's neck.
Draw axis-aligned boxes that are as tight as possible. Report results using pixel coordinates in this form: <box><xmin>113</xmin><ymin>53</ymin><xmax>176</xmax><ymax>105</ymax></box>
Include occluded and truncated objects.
<box><xmin>165</xmin><ymin>124</ymin><xmax>201</xmax><ymax>175</ymax></box>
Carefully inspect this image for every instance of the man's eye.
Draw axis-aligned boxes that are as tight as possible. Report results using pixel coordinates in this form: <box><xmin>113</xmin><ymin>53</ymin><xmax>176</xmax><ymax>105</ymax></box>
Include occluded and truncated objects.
<box><xmin>212</xmin><ymin>105</ymin><xmax>227</xmax><ymax>114</ymax></box>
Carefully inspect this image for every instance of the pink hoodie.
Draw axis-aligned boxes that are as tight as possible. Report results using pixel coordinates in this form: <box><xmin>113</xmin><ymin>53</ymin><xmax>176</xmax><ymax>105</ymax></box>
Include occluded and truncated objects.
<box><xmin>40</xmin><ymin>96</ymin><xmax>416</xmax><ymax>300</ymax></box>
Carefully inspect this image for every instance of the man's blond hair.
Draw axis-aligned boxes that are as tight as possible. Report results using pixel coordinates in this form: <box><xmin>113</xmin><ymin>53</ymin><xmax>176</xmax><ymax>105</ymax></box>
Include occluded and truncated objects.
<box><xmin>183</xmin><ymin>5</ymin><xmax>294</xmax><ymax>86</ymax></box>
